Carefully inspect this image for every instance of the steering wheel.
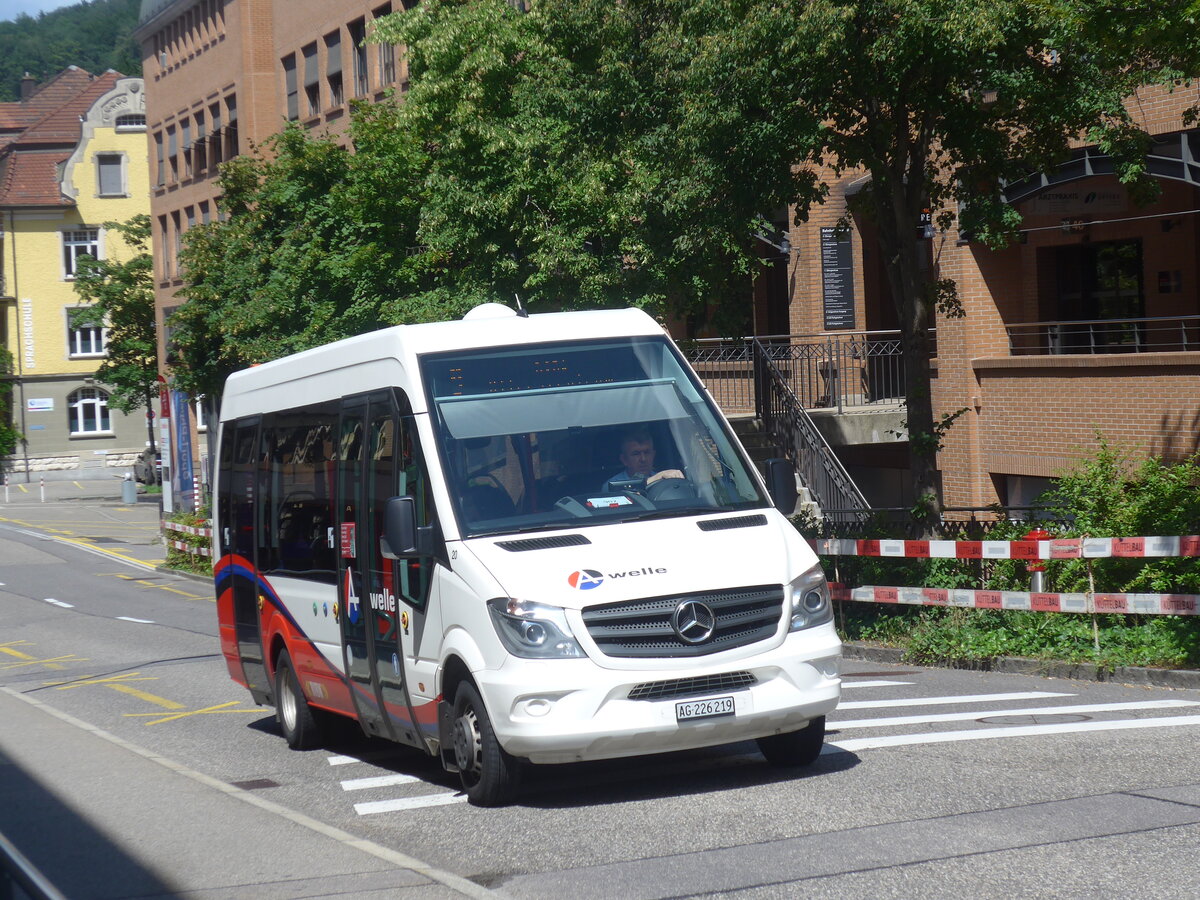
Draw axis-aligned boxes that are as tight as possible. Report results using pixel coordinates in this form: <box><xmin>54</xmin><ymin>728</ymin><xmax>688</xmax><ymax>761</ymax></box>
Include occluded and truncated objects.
<box><xmin>645</xmin><ymin>474</ymin><xmax>697</xmax><ymax>503</ymax></box>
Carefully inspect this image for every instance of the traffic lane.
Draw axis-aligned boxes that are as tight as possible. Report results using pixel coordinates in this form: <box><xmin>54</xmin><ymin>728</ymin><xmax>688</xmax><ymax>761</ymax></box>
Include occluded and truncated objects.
<box><xmin>0</xmin><ymin>528</ymin><xmax>213</xmax><ymax>637</ymax></box>
<box><xmin>497</xmin><ymin>784</ymin><xmax>1200</xmax><ymax>899</ymax></box>
<box><xmin>340</xmin><ymin>665</ymin><xmax>1200</xmax><ymax>880</ymax></box>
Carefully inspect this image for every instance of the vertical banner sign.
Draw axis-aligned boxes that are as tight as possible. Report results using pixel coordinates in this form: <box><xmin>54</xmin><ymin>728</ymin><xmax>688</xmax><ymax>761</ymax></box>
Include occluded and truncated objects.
<box><xmin>820</xmin><ymin>227</ymin><xmax>856</xmax><ymax>330</ymax></box>
<box><xmin>159</xmin><ymin>383</ymin><xmax>173</xmax><ymax>515</ymax></box>
<box><xmin>171</xmin><ymin>390</ymin><xmax>195</xmax><ymax>505</ymax></box>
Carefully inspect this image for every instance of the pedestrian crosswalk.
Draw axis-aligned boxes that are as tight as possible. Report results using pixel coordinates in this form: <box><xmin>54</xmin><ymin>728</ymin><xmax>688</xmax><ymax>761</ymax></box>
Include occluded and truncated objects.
<box><xmin>326</xmin><ymin>673</ymin><xmax>1200</xmax><ymax>816</ymax></box>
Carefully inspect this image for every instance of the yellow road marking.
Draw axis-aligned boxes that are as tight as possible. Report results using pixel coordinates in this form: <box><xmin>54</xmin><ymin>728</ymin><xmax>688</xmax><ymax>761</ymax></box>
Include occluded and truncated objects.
<box><xmin>0</xmin><ymin>644</ymin><xmax>37</xmax><ymax>660</ymax></box>
<box><xmin>17</xmin><ymin>484</ymin><xmax>27</xmax><ymax>494</ymax></box>
<box><xmin>73</xmin><ymin>481</ymin><xmax>84</xmax><ymax>489</ymax></box>
<box><xmin>1</xmin><ymin>654</ymin><xmax>86</xmax><ymax>671</ymax></box>
<box><xmin>108</xmin><ymin>684</ymin><xmax>185</xmax><ymax>709</ymax></box>
<box><xmin>45</xmin><ymin>672</ymin><xmax>157</xmax><ymax>689</ymax></box>
<box><xmin>124</xmin><ymin>700</ymin><xmax>261</xmax><ymax>725</ymax></box>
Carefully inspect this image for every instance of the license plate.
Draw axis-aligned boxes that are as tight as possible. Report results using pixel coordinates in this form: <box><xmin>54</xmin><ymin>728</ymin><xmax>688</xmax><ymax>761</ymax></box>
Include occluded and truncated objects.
<box><xmin>675</xmin><ymin>695</ymin><xmax>735</xmax><ymax>722</ymax></box>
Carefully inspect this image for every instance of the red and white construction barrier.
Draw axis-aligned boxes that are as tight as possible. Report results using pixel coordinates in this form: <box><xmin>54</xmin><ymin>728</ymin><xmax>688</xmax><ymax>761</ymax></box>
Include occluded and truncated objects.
<box><xmin>162</xmin><ymin>519</ymin><xmax>213</xmax><ymax>558</ymax></box>
<box><xmin>167</xmin><ymin>538</ymin><xmax>212</xmax><ymax>558</ymax></box>
<box><xmin>831</xmin><ymin>584</ymin><xmax>1200</xmax><ymax>616</ymax></box>
<box><xmin>812</xmin><ymin>536</ymin><xmax>1200</xmax><ymax>560</ymax></box>
<box><xmin>161</xmin><ymin>520</ymin><xmax>213</xmax><ymax>538</ymax></box>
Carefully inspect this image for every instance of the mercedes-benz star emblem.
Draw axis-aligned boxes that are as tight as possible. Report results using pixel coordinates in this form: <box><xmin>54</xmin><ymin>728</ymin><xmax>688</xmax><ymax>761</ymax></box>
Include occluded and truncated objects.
<box><xmin>672</xmin><ymin>599</ymin><xmax>717</xmax><ymax>644</ymax></box>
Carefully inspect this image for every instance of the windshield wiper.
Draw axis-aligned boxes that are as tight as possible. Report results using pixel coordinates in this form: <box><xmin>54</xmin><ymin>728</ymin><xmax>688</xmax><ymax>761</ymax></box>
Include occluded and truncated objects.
<box><xmin>623</xmin><ymin>507</ymin><xmax>716</xmax><ymax>523</ymax></box>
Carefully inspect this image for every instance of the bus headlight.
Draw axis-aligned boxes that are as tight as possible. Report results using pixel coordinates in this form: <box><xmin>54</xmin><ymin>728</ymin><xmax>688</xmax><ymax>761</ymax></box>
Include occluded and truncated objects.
<box><xmin>487</xmin><ymin>598</ymin><xmax>585</xmax><ymax>659</ymax></box>
<box><xmin>788</xmin><ymin>564</ymin><xmax>832</xmax><ymax>632</ymax></box>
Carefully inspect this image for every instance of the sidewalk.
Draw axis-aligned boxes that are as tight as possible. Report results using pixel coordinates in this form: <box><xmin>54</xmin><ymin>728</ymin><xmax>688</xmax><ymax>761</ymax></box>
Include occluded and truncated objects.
<box><xmin>0</xmin><ymin>477</ymin><xmax>168</xmax><ymax>570</ymax></box>
<box><xmin>0</xmin><ymin>689</ymin><xmax>488</xmax><ymax>899</ymax></box>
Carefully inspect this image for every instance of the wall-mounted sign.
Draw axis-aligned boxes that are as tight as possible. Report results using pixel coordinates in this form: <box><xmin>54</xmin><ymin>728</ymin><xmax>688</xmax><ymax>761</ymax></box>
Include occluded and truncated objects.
<box><xmin>27</xmin><ymin>398</ymin><xmax>53</xmax><ymax>412</ymax></box>
<box><xmin>820</xmin><ymin>227</ymin><xmax>856</xmax><ymax>330</ymax></box>
<box><xmin>1029</xmin><ymin>187</ymin><xmax>1126</xmax><ymax>216</ymax></box>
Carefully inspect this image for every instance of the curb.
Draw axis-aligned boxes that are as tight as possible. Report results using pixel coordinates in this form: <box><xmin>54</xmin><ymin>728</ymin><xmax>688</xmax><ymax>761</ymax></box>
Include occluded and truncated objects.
<box><xmin>843</xmin><ymin>641</ymin><xmax>1200</xmax><ymax>690</ymax></box>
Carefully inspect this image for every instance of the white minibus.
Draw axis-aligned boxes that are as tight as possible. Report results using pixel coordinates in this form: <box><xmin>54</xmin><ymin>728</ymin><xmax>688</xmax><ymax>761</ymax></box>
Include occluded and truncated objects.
<box><xmin>214</xmin><ymin>303</ymin><xmax>841</xmax><ymax>805</ymax></box>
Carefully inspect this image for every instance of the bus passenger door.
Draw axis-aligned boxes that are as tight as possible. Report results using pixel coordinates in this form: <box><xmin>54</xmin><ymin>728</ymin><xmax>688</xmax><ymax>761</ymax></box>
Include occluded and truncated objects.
<box><xmin>392</xmin><ymin>408</ymin><xmax>439</xmax><ymax>752</ymax></box>
<box><xmin>220</xmin><ymin>419</ymin><xmax>270</xmax><ymax>702</ymax></box>
<box><xmin>337</xmin><ymin>398</ymin><xmax>387</xmax><ymax>738</ymax></box>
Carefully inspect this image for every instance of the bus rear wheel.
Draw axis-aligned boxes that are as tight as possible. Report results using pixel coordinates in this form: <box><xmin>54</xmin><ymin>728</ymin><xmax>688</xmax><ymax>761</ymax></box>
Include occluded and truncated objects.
<box><xmin>275</xmin><ymin>650</ymin><xmax>323</xmax><ymax>750</ymax></box>
<box><xmin>452</xmin><ymin>682</ymin><xmax>521</xmax><ymax>806</ymax></box>
<box><xmin>757</xmin><ymin>716</ymin><xmax>825</xmax><ymax>767</ymax></box>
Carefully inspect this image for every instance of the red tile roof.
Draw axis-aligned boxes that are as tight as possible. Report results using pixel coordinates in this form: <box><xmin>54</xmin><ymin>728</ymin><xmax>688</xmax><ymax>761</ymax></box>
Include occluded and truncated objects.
<box><xmin>0</xmin><ymin>67</ymin><xmax>126</xmax><ymax>208</ymax></box>
<box><xmin>0</xmin><ymin>149</ymin><xmax>72</xmax><ymax>207</ymax></box>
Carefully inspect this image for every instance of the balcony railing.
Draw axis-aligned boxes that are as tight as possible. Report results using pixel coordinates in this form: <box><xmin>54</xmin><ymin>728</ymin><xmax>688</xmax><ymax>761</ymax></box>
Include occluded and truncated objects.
<box><xmin>1007</xmin><ymin>315</ymin><xmax>1200</xmax><ymax>356</ymax></box>
<box><xmin>684</xmin><ymin>330</ymin><xmax>915</xmax><ymax>414</ymax></box>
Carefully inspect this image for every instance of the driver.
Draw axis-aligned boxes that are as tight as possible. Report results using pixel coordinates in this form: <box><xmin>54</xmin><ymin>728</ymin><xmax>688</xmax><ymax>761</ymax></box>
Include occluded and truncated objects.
<box><xmin>610</xmin><ymin>429</ymin><xmax>684</xmax><ymax>486</ymax></box>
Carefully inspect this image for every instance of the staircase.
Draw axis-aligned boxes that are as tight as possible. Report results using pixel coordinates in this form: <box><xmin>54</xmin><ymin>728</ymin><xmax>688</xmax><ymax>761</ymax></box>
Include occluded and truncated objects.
<box><xmin>728</xmin><ymin>416</ymin><xmax>819</xmax><ymax>518</ymax></box>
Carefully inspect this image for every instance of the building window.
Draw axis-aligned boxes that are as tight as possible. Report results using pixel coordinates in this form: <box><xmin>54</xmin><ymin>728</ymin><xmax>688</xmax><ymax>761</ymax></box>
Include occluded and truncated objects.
<box><xmin>96</xmin><ymin>153</ymin><xmax>125</xmax><ymax>197</ymax></box>
<box><xmin>182</xmin><ymin>121</ymin><xmax>192</xmax><ymax>178</ymax></box>
<box><xmin>63</xmin><ymin>228</ymin><xmax>100</xmax><ymax>279</ymax></box>
<box><xmin>225</xmin><ymin>95</ymin><xmax>238</xmax><ymax>157</ymax></box>
<box><xmin>167</xmin><ymin>126</ymin><xmax>178</xmax><ymax>182</ymax></box>
<box><xmin>194</xmin><ymin>111</ymin><xmax>207</xmax><ymax>174</ymax></box>
<box><xmin>115</xmin><ymin>114</ymin><xmax>146</xmax><ymax>131</ymax></box>
<box><xmin>68</xmin><ymin>309</ymin><xmax>108</xmax><ymax>357</ymax></box>
<box><xmin>325</xmin><ymin>30</ymin><xmax>343</xmax><ymax>107</ymax></box>
<box><xmin>283</xmin><ymin>53</ymin><xmax>299</xmax><ymax>121</ymax></box>
<box><xmin>210</xmin><ymin>103</ymin><xmax>223</xmax><ymax>166</ymax></box>
<box><xmin>303</xmin><ymin>43</ymin><xmax>320</xmax><ymax>115</ymax></box>
<box><xmin>155</xmin><ymin>132</ymin><xmax>165</xmax><ymax>187</ymax></box>
<box><xmin>69</xmin><ymin>387</ymin><xmax>111</xmax><ymax>435</ymax></box>
<box><xmin>159</xmin><ymin>215</ymin><xmax>170</xmax><ymax>280</ymax></box>
<box><xmin>374</xmin><ymin>4</ymin><xmax>397</xmax><ymax>85</ymax></box>
<box><xmin>350</xmin><ymin>19</ymin><xmax>368</xmax><ymax>97</ymax></box>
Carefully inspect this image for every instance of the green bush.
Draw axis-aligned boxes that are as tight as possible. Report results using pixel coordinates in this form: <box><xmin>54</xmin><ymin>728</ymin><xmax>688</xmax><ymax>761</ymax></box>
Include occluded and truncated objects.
<box><xmin>824</xmin><ymin>439</ymin><xmax>1200</xmax><ymax>669</ymax></box>
<box><xmin>163</xmin><ymin>506</ymin><xmax>212</xmax><ymax>577</ymax></box>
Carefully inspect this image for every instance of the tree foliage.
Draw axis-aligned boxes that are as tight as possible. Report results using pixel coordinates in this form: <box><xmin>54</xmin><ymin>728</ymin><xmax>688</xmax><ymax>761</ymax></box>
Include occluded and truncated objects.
<box><xmin>171</xmin><ymin>113</ymin><xmax>430</xmax><ymax>399</ymax></box>
<box><xmin>72</xmin><ymin>215</ymin><xmax>158</xmax><ymax>451</ymax></box>
<box><xmin>0</xmin><ymin>348</ymin><xmax>21</xmax><ymax>456</ymax></box>
<box><xmin>0</xmin><ymin>0</ymin><xmax>140</xmax><ymax>100</ymax></box>
<box><xmin>169</xmin><ymin>0</ymin><xmax>1200</xmax><ymax>521</ymax></box>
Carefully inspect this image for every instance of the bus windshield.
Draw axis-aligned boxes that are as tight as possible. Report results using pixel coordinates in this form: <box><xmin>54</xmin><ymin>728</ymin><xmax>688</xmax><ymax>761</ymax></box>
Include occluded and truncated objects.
<box><xmin>421</xmin><ymin>336</ymin><xmax>767</xmax><ymax>537</ymax></box>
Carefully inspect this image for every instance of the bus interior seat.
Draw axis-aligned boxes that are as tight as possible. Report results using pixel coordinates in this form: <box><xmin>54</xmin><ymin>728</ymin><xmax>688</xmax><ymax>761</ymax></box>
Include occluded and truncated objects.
<box><xmin>460</xmin><ymin>482</ymin><xmax>516</xmax><ymax>522</ymax></box>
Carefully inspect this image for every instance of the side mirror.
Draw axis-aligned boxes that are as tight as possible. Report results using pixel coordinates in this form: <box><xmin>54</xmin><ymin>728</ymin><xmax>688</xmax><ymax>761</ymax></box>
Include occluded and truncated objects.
<box><xmin>382</xmin><ymin>496</ymin><xmax>419</xmax><ymax>559</ymax></box>
<box><xmin>765</xmin><ymin>458</ymin><xmax>798</xmax><ymax>516</ymax></box>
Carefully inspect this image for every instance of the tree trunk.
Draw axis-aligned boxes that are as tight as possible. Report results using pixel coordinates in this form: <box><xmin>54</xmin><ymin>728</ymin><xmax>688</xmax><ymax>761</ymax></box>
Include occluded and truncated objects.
<box><xmin>872</xmin><ymin>182</ymin><xmax>941</xmax><ymax>525</ymax></box>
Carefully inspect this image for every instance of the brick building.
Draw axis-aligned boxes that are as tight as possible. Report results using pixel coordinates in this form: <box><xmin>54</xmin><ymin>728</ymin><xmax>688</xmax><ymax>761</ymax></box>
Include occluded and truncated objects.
<box><xmin>767</xmin><ymin>83</ymin><xmax>1200</xmax><ymax>513</ymax></box>
<box><xmin>133</xmin><ymin>0</ymin><xmax>404</xmax><ymax>509</ymax></box>
<box><xmin>0</xmin><ymin>68</ymin><xmax>152</xmax><ymax>480</ymax></box>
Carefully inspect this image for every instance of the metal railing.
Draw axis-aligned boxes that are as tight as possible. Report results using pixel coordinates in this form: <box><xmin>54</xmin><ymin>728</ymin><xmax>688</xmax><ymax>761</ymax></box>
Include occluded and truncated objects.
<box><xmin>685</xmin><ymin>330</ymin><xmax>913</xmax><ymax>413</ymax></box>
<box><xmin>752</xmin><ymin>338</ymin><xmax>870</xmax><ymax>524</ymax></box>
<box><xmin>1</xmin><ymin>831</ymin><xmax>65</xmax><ymax>900</ymax></box>
<box><xmin>1007</xmin><ymin>315</ymin><xmax>1200</xmax><ymax>356</ymax></box>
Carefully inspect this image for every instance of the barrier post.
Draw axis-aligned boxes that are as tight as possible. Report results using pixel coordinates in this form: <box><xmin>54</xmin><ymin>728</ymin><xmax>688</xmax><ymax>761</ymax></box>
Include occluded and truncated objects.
<box><xmin>39</xmin><ymin>476</ymin><xmax>44</xmax><ymax>503</ymax></box>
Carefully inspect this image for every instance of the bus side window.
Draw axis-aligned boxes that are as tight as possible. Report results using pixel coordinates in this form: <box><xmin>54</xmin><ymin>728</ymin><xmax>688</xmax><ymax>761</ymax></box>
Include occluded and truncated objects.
<box><xmin>396</xmin><ymin>416</ymin><xmax>433</xmax><ymax>610</ymax></box>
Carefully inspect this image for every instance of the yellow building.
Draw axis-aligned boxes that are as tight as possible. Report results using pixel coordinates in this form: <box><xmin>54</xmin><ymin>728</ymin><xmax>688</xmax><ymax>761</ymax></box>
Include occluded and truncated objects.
<box><xmin>0</xmin><ymin>69</ymin><xmax>152</xmax><ymax>480</ymax></box>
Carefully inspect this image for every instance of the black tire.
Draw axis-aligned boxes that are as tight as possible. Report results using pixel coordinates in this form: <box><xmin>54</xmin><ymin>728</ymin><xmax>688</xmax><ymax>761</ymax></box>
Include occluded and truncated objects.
<box><xmin>451</xmin><ymin>681</ymin><xmax>521</xmax><ymax>806</ymax></box>
<box><xmin>757</xmin><ymin>716</ymin><xmax>825</xmax><ymax>767</ymax></box>
<box><xmin>275</xmin><ymin>650</ymin><xmax>323</xmax><ymax>750</ymax></box>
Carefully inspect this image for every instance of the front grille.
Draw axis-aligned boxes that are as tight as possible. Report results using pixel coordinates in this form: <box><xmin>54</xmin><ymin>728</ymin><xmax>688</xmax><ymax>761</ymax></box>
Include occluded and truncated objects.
<box><xmin>496</xmin><ymin>534</ymin><xmax>591</xmax><ymax>551</ymax></box>
<box><xmin>628</xmin><ymin>671</ymin><xmax>757</xmax><ymax>701</ymax></box>
<box><xmin>581</xmin><ymin>584</ymin><xmax>784</xmax><ymax>658</ymax></box>
<box><xmin>697</xmin><ymin>514</ymin><xmax>768</xmax><ymax>532</ymax></box>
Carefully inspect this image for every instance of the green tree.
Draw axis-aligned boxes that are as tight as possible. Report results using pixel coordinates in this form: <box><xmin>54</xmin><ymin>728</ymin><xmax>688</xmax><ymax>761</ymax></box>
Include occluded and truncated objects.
<box><xmin>171</xmin><ymin>112</ymin><xmax>429</xmax><ymax>401</ymax></box>
<box><xmin>669</xmin><ymin>0</ymin><xmax>1200</xmax><ymax>519</ymax></box>
<box><xmin>72</xmin><ymin>214</ymin><xmax>158</xmax><ymax>454</ymax></box>
<box><xmin>373</xmin><ymin>0</ymin><xmax>822</xmax><ymax>330</ymax></box>
<box><xmin>0</xmin><ymin>348</ymin><xmax>22</xmax><ymax>457</ymax></box>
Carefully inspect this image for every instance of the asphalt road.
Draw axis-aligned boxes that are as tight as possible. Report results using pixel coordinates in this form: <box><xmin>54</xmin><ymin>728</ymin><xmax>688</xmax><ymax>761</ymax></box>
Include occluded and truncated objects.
<box><xmin>4</xmin><ymin>512</ymin><xmax>1200</xmax><ymax>899</ymax></box>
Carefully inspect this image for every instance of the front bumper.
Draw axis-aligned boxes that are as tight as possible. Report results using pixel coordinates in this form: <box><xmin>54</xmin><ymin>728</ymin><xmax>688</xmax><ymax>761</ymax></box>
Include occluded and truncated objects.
<box><xmin>477</xmin><ymin>627</ymin><xmax>841</xmax><ymax>764</ymax></box>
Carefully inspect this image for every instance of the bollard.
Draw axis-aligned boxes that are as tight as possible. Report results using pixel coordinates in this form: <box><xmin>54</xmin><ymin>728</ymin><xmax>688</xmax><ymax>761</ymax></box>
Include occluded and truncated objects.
<box><xmin>40</xmin><ymin>476</ymin><xmax>45</xmax><ymax>503</ymax></box>
<box><xmin>122</xmin><ymin>472</ymin><xmax>137</xmax><ymax>504</ymax></box>
<box><xmin>1026</xmin><ymin>527</ymin><xmax>1052</xmax><ymax>593</ymax></box>
<box><xmin>3</xmin><ymin>473</ymin><xmax>7</xmax><ymax>504</ymax></box>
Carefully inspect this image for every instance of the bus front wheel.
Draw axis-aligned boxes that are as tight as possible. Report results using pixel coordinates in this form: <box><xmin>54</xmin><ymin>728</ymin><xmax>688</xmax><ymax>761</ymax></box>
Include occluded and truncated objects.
<box><xmin>452</xmin><ymin>682</ymin><xmax>521</xmax><ymax>806</ymax></box>
<box><xmin>757</xmin><ymin>716</ymin><xmax>825</xmax><ymax>767</ymax></box>
<box><xmin>275</xmin><ymin>650</ymin><xmax>323</xmax><ymax>750</ymax></box>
